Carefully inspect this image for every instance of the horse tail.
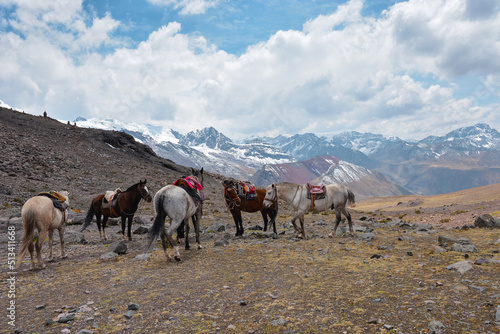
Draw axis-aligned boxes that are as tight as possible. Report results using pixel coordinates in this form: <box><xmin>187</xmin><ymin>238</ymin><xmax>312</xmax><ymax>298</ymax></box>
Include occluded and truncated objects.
<box><xmin>16</xmin><ymin>209</ymin><xmax>36</xmax><ymax>269</ymax></box>
<box><xmin>347</xmin><ymin>188</ymin><xmax>356</xmax><ymax>207</ymax></box>
<box><xmin>147</xmin><ymin>194</ymin><xmax>166</xmax><ymax>250</ymax></box>
<box><xmin>80</xmin><ymin>200</ymin><xmax>95</xmax><ymax>232</ymax></box>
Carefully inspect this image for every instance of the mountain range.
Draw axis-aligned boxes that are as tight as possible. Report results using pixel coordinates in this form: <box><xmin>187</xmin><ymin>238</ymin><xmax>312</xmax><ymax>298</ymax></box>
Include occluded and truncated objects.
<box><xmin>74</xmin><ymin>117</ymin><xmax>500</xmax><ymax>198</ymax></box>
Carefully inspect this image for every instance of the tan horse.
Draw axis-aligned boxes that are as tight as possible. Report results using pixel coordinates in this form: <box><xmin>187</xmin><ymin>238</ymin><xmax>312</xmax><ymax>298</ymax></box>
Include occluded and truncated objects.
<box><xmin>16</xmin><ymin>191</ymin><xmax>70</xmax><ymax>270</ymax></box>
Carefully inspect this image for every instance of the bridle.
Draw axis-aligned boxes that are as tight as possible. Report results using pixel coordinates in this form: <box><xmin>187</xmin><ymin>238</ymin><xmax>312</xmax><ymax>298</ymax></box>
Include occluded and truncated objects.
<box><xmin>264</xmin><ymin>184</ymin><xmax>278</xmax><ymax>208</ymax></box>
<box><xmin>118</xmin><ymin>183</ymin><xmax>151</xmax><ymax>216</ymax></box>
<box><xmin>224</xmin><ymin>185</ymin><xmax>241</xmax><ymax>210</ymax></box>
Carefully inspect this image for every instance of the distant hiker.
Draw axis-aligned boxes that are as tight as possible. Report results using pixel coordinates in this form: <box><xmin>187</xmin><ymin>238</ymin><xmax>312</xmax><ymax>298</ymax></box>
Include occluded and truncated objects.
<box><xmin>43</xmin><ymin>110</ymin><xmax>47</xmax><ymax>118</ymax></box>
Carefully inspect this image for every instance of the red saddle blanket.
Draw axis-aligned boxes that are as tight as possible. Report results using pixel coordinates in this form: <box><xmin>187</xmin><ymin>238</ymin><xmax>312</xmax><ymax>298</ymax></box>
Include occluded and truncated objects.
<box><xmin>240</xmin><ymin>182</ymin><xmax>256</xmax><ymax>194</ymax></box>
<box><xmin>307</xmin><ymin>183</ymin><xmax>325</xmax><ymax>194</ymax></box>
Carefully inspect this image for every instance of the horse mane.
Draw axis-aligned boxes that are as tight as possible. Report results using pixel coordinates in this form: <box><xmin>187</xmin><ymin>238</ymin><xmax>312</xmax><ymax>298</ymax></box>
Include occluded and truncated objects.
<box><xmin>124</xmin><ymin>182</ymin><xmax>140</xmax><ymax>192</ymax></box>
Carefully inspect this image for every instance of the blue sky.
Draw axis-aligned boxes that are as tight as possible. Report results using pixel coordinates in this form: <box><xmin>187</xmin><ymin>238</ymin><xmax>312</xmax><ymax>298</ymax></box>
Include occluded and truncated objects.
<box><xmin>1</xmin><ymin>0</ymin><xmax>499</xmax><ymax>140</ymax></box>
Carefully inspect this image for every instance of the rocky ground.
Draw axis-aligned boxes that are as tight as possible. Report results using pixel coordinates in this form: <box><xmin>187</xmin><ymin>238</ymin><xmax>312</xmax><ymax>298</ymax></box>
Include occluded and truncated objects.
<box><xmin>1</xmin><ymin>108</ymin><xmax>500</xmax><ymax>333</ymax></box>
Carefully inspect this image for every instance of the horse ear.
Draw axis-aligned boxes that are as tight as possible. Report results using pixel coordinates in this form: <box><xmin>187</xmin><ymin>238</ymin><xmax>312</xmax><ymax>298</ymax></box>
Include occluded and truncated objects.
<box><xmin>272</xmin><ymin>184</ymin><xmax>275</xmax><ymax>189</ymax></box>
<box><xmin>191</xmin><ymin>168</ymin><xmax>195</xmax><ymax>174</ymax></box>
<box><xmin>200</xmin><ymin>167</ymin><xmax>203</xmax><ymax>174</ymax></box>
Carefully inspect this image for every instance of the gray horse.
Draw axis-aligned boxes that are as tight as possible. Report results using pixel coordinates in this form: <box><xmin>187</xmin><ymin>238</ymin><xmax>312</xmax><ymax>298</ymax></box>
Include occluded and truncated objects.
<box><xmin>263</xmin><ymin>182</ymin><xmax>355</xmax><ymax>238</ymax></box>
<box><xmin>147</xmin><ymin>169</ymin><xmax>203</xmax><ymax>261</ymax></box>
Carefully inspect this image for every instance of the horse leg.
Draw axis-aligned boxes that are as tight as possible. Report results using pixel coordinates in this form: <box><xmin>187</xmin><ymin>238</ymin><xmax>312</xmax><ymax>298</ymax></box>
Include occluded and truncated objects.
<box><xmin>261</xmin><ymin>211</ymin><xmax>269</xmax><ymax>232</ymax></box>
<box><xmin>329</xmin><ymin>210</ymin><xmax>342</xmax><ymax>238</ymax></box>
<box><xmin>166</xmin><ymin>224</ymin><xmax>181</xmax><ymax>261</ymax></box>
<box><xmin>160</xmin><ymin>229</ymin><xmax>173</xmax><ymax>261</ymax></box>
<box><xmin>101</xmin><ymin>216</ymin><xmax>109</xmax><ymax>241</ymax></box>
<box><xmin>298</xmin><ymin>215</ymin><xmax>306</xmax><ymax>239</ymax></box>
<box><xmin>96</xmin><ymin>214</ymin><xmax>103</xmax><ymax>240</ymax></box>
<box><xmin>35</xmin><ymin>229</ymin><xmax>47</xmax><ymax>269</ymax></box>
<box><xmin>127</xmin><ymin>215</ymin><xmax>133</xmax><ymax>241</ymax></box>
<box><xmin>269</xmin><ymin>210</ymin><xmax>278</xmax><ymax>235</ymax></box>
<box><xmin>28</xmin><ymin>242</ymin><xmax>35</xmax><ymax>270</ymax></box>
<box><xmin>48</xmin><ymin>229</ymin><xmax>54</xmax><ymax>262</ymax></box>
<box><xmin>290</xmin><ymin>212</ymin><xmax>301</xmax><ymax>235</ymax></box>
<box><xmin>194</xmin><ymin>212</ymin><xmax>202</xmax><ymax>250</ymax></box>
<box><xmin>121</xmin><ymin>216</ymin><xmax>127</xmax><ymax>241</ymax></box>
<box><xmin>238</xmin><ymin>215</ymin><xmax>244</xmax><ymax>236</ymax></box>
<box><xmin>184</xmin><ymin>218</ymin><xmax>191</xmax><ymax>250</ymax></box>
<box><xmin>231</xmin><ymin>213</ymin><xmax>241</xmax><ymax>236</ymax></box>
<box><xmin>58</xmin><ymin>225</ymin><xmax>67</xmax><ymax>259</ymax></box>
<box><xmin>343</xmin><ymin>207</ymin><xmax>354</xmax><ymax>237</ymax></box>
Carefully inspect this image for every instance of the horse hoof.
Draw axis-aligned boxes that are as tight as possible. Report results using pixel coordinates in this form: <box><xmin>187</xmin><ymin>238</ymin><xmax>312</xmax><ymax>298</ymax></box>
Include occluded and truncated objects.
<box><xmin>297</xmin><ymin>234</ymin><xmax>304</xmax><ymax>239</ymax></box>
<box><xmin>185</xmin><ymin>245</ymin><xmax>191</xmax><ymax>250</ymax></box>
<box><xmin>174</xmin><ymin>256</ymin><xmax>181</xmax><ymax>262</ymax></box>
<box><xmin>62</xmin><ymin>255</ymin><xmax>67</xmax><ymax>259</ymax></box>
<box><xmin>328</xmin><ymin>233</ymin><xmax>334</xmax><ymax>238</ymax></box>
<box><xmin>197</xmin><ymin>244</ymin><xmax>203</xmax><ymax>250</ymax></box>
<box><xmin>48</xmin><ymin>257</ymin><xmax>54</xmax><ymax>262</ymax></box>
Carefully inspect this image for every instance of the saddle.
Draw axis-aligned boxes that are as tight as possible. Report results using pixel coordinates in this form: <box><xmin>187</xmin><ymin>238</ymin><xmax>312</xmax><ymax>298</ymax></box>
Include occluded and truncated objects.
<box><xmin>173</xmin><ymin>177</ymin><xmax>205</xmax><ymax>205</ymax></box>
<box><xmin>99</xmin><ymin>189</ymin><xmax>122</xmax><ymax>217</ymax></box>
<box><xmin>237</xmin><ymin>182</ymin><xmax>257</xmax><ymax>201</ymax></box>
<box><xmin>306</xmin><ymin>183</ymin><xmax>326</xmax><ymax>211</ymax></box>
<box><xmin>38</xmin><ymin>191</ymin><xmax>69</xmax><ymax>212</ymax></box>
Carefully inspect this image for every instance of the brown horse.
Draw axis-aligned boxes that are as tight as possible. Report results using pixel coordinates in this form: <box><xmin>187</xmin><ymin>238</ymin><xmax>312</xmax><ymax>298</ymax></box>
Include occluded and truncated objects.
<box><xmin>223</xmin><ymin>180</ymin><xmax>278</xmax><ymax>236</ymax></box>
<box><xmin>81</xmin><ymin>180</ymin><xmax>152</xmax><ymax>241</ymax></box>
<box><xmin>16</xmin><ymin>191</ymin><xmax>69</xmax><ymax>270</ymax></box>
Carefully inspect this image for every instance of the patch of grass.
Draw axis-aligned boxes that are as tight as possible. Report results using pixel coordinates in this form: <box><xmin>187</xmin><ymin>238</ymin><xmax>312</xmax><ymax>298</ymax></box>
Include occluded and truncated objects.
<box><xmin>13</xmin><ymin>198</ymin><xmax>23</xmax><ymax>203</ymax></box>
<box><xmin>415</xmin><ymin>210</ymin><xmax>422</xmax><ymax>214</ymax></box>
<box><xmin>439</xmin><ymin>218</ymin><xmax>450</xmax><ymax>224</ymax></box>
<box><xmin>491</xmin><ymin>211</ymin><xmax>500</xmax><ymax>216</ymax></box>
<box><xmin>399</xmin><ymin>213</ymin><xmax>407</xmax><ymax>219</ymax></box>
<box><xmin>451</xmin><ymin>210</ymin><xmax>468</xmax><ymax>215</ymax></box>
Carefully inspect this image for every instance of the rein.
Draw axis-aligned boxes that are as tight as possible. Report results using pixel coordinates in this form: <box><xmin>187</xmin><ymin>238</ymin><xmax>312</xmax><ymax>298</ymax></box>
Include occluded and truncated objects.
<box><xmin>224</xmin><ymin>187</ymin><xmax>240</xmax><ymax>210</ymax></box>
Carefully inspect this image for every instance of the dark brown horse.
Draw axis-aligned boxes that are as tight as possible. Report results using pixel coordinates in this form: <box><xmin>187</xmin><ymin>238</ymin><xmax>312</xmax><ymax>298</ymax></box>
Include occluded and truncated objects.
<box><xmin>223</xmin><ymin>180</ymin><xmax>278</xmax><ymax>236</ymax></box>
<box><xmin>81</xmin><ymin>180</ymin><xmax>152</xmax><ymax>241</ymax></box>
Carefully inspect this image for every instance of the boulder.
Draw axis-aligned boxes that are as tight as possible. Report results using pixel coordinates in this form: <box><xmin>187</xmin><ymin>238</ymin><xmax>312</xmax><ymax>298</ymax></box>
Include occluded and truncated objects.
<box><xmin>451</xmin><ymin>238</ymin><xmax>478</xmax><ymax>253</ymax></box>
<box><xmin>474</xmin><ymin>214</ymin><xmax>500</xmax><ymax>228</ymax></box>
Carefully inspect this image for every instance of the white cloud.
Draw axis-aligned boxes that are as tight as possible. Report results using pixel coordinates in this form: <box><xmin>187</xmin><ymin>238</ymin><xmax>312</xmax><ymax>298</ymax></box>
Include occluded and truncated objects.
<box><xmin>0</xmin><ymin>0</ymin><xmax>499</xmax><ymax>140</ymax></box>
<box><xmin>147</xmin><ymin>0</ymin><xmax>219</xmax><ymax>15</ymax></box>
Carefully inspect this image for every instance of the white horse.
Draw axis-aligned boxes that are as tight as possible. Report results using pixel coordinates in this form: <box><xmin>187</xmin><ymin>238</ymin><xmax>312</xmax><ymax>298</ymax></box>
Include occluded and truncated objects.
<box><xmin>263</xmin><ymin>182</ymin><xmax>355</xmax><ymax>239</ymax></box>
<box><xmin>16</xmin><ymin>191</ymin><xmax>70</xmax><ymax>270</ymax></box>
<box><xmin>147</xmin><ymin>169</ymin><xmax>203</xmax><ymax>261</ymax></box>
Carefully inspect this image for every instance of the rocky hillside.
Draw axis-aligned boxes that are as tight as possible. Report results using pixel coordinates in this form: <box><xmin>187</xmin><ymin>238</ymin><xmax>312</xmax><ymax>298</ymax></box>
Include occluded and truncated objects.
<box><xmin>0</xmin><ymin>107</ymin><xmax>225</xmax><ymax>218</ymax></box>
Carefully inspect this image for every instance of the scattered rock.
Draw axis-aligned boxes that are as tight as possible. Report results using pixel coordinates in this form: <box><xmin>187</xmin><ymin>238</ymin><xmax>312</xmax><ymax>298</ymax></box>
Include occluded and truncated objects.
<box><xmin>36</xmin><ymin>304</ymin><xmax>45</xmax><ymax>310</ymax></box>
<box><xmin>133</xmin><ymin>225</ymin><xmax>149</xmax><ymax>234</ymax></box>
<box><xmin>76</xmin><ymin>330</ymin><xmax>95</xmax><ymax>334</ymax></box>
<box><xmin>432</xmin><ymin>245</ymin><xmax>447</xmax><ymax>253</ymax></box>
<box><xmin>438</xmin><ymin>235</ymin><xmax>457</xmax><ymax>248</ymax></box>
<box><xmin>128</xmin><ymin>303</ymin><xmax>140</xmax><ymax>311</ymax></box>
<box><xmin>124</xmin><ymin>310</ymin><xmax>135</xmax><ymax>319</ymax></box>
<box><xmin>99</xmin><ymin>252</ymin><xmax>118</xmax><ymax>260</ymax></box>
<box><xmin>57</xmin><ymin>313</ymin><xmax>75</xmax><ymax>323</ymax></box>
<box><xmin>109</xmin><ymin>241</ymin><xmax>127</xmax><ymax>254</ymax></box>
<box><xmin>446</xmin><ymin>260</ymin><xmax>474</xmax><ymax>274</ymax></box>
<box><xmin>359</xmin><ymin>232</ymin><xmax>376</xmax><ymax>241</ymax></box>
<box><xmin>66</xmin><ymin>232</ymin><xmax>86</xmax><ymax>244</ymax></box>
<box><xmin>428</xmin><ymin>320</ymin><xmax>445</xmax><ymax>334</ymax></box>
<box><xmin>270</xmin><ymin>317</ymin><xmax>286</xmax><ymax>327</ymax></box>
<box><xmin>133</xmin><ymin>253</ymin><xmax>151</xmax><ymax>261</ymax></box>
<box><xmin>451</xmin><ymin>238</ymin><xmax>478</xmax><ymax>253</ymax></box>
<box><xmin>214</xmin><ymin>239</ymin><xmax>230</xmax><ymax>247</ymax></box>
<box><xmin>207</xmin><ymin>222</ymin><xmax>226</xmax><ymax>233</ymax></box>
<box><xmin>474</xmin><ymin>214</ymin><xmax>500</xmax><ymax>228</ymax></box>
